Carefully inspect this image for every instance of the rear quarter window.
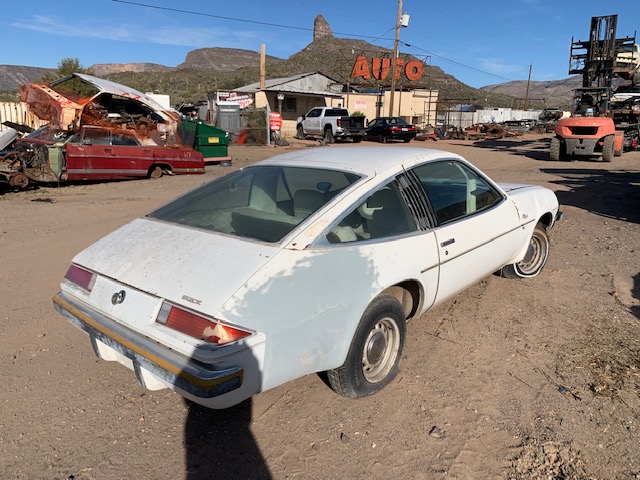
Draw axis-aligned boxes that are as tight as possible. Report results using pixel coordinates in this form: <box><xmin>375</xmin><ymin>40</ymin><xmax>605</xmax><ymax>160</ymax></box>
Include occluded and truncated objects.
<box><xmin>326</xmin><ymin>109</ymin><xmax>349</xmax><ymax>117</ymax></box>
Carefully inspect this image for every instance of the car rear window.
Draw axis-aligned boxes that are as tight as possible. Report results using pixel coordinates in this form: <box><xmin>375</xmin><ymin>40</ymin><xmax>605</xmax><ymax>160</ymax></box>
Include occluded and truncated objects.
<box><xmin>148</xmin><ymin>166</ymin><xmax>362</xmax><ymax>243</ymax></box>
<box><xmin>326</xmin><ymin>109</ymin><xmax>349</xmax><ymax>117</ymax></box>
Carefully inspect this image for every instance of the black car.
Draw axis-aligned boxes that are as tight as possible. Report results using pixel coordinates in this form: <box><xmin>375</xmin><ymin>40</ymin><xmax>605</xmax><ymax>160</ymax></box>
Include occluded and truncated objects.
<box><xmin>365</xmin><ymin>117</ymin><xmax>417</xmax><ymax>143</ymax></box>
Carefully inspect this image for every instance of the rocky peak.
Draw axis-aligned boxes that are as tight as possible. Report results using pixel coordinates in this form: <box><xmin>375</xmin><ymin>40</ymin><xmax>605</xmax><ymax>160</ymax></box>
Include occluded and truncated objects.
<box><xmin>314</xmin><ymin>15</ymin><xmax>333</xmax><ymax>41</ymax></box>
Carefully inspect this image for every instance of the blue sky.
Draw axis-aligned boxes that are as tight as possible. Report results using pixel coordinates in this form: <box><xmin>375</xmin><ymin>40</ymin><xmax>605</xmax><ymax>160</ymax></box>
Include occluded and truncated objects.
<box><xmin>4</xmin><ymin>0</ymin><xmax>638</xmax><ymax>88</ymax></box>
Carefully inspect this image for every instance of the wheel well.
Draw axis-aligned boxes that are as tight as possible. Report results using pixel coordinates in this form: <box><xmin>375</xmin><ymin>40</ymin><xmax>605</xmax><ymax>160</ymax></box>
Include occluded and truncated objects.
<box><xmin>149</xmin><ymin>163</ymin><xmax>171</xmax><ymax>173</ymax></box>
<box><xmin>380</xmin><ymin>281</ymin><xmax>421</xmax><ymax>319</ymax></box>
<box><xmin>538</xmin><ymin>212</ymin><xmax>553</xmax><ymax>230</ymax></box>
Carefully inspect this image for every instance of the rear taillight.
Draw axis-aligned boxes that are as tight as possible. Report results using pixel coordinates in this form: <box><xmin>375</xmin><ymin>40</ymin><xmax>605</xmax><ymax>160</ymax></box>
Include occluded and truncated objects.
<box><xmin>337</xmin><ymin>118</ymin><xmax>341</xmax><ymax>127</ymax></box>
<box><xmin>64</xmin><ymin>265</ymin><xmax>96</xmax><ymax>292</ymax></box>
<box><xmin>156</xmin><ymin>303</ymin><xmax>251</xmax><ymax>345</ymax></box>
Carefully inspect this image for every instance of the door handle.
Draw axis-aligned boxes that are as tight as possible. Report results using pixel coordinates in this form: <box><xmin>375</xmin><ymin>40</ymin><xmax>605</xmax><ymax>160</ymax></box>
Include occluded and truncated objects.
<box><xmin>441</xmin><ymin>238</ymin><xmax>455</xmax><ymax>247</ymax></box>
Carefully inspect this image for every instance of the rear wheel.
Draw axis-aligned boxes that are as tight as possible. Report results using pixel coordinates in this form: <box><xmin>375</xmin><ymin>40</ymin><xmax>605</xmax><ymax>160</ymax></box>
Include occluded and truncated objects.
<box><xmin>323</xmin><ymin>127</ymin><xmax>334</xmax><ymax>144</ymax></box>
<box><xmin>296</xmin><ymin>125</ymin><xmax>305</xmax><ymax>140</ymax></box>
<box><xmin>403</xmin><ymin>138</ymin><xmax>411</xmax><ymax>143</ymax></box>
<box><xmin>501</xmin><ymin>223</ymin><xmax>550</xmax><ymax>278</ymax></box>
<box><xmin>602</xmin><ymin>135</ymin><xmax>614</xmax><ymax>162</ymax></box>
<box><xmin>378</xmin><ymin>134</ymin><xmax>387</xmax><ymax>144</ymax></box>
<box><xmin>352</xmin><ymin>136</ymin><xmax>363</xmax><ymax>143</ymax></box>
<box><xmin>328</xmin><ymin>295</ymin><xmax>406</xmax><ymax>398</ymax></box>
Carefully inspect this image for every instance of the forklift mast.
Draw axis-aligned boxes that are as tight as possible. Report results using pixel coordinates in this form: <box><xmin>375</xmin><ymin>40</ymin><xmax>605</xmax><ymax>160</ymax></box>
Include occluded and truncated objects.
<box><xmin>568</xmin><ymin>15</ymin><xmax>637</xmax><ymax>115</ymax></box>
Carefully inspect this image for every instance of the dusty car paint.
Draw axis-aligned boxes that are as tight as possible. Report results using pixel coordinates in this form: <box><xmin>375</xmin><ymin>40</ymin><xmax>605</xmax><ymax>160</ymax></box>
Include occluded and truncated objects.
<box><xmin>54</xmin><ymin>147</ymin><xmax>561</xmax><ymax>409</ymax></box>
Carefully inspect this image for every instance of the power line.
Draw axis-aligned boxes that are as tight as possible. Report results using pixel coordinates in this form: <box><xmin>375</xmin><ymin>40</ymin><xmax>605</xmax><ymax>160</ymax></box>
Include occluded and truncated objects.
<box><xmin>400</xmin><ymin>41</ymin><xmax>515</xmax><ymax>82</ymax></box>
<box><xmin>112</xmin><ymin>0</ymin><xmax>391</xmax><ymax>41</ymax></box>
<box><xmin>112</xmin><ymin>0</ymin><xmax>518</xmax><ymax>83</ymax></box>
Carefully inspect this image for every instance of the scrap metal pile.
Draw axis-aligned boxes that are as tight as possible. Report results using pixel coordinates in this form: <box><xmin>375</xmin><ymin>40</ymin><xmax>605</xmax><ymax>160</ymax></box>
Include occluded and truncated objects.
<box><xmin>0</xmin><ymin>74</ymin><xmax>200</xmax><ymax>188</ymax></box>
<box><xmin>438</xmin><ymin>122</ymin><xmax>526</xmax><ymax>140</ymax></box>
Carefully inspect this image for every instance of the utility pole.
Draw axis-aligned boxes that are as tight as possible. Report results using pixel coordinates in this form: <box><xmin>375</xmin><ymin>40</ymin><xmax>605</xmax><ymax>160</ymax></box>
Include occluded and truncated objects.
<box><xmin>524</xmin><ymin>63</ymin><xmax>532</xmax><ymax>110</ymax></box>
<box><xmin>388</xmin><ymin>0</ymin><xmax>403</xmax><ymax>116</ymax></box>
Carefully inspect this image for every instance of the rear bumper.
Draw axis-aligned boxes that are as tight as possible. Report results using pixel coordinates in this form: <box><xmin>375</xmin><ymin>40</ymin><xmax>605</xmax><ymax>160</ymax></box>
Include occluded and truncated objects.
<box><xmin>53</xmin><ymin>292</ymin><xmax>244</xmax><ymax>400</ymax></box>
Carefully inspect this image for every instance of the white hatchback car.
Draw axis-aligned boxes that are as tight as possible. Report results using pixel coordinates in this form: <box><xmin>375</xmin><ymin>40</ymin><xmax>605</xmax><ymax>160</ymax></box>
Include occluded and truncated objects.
<box><xmin>54</xmin><ymin>147</ymin><xmax>561</xmax><ymax>409</ymax></box>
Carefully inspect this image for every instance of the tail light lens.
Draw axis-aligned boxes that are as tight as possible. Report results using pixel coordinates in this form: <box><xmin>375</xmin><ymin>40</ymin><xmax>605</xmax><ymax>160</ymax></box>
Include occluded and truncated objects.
<box><xmin>337</xmin><ymin>118</ymin><xmax>341</xmax><ymax>127</ymax></box>
<box><xmin>64</xmin><ymin>265</ymin><xmax>96</xmax><ymax>292</ymax></box>
<box><xmin>156</xmin><ymin>303</ymin><xmax>251</xmax><ymax>345</ymax></box>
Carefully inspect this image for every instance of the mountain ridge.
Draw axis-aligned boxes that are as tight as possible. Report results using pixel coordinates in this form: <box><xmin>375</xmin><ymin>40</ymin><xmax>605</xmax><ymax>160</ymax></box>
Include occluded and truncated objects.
<box><xmin>0</xmin><ymin>16</ymin><xmax>573</xmax><ymax>107</ymax></box>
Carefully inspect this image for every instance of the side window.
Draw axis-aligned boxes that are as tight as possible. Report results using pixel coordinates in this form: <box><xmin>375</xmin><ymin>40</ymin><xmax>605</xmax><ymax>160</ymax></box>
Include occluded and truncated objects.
<box><xmin>326</xmin><ymin>180</ymin><xmax>417</xmax><ymax>244</ymax></box>
<box><xmin>306</xmin><ymin>109</ymin><xmax>321</xmax><ymax>118</ymax></box>
<box><xmin>412</xmin><ymin>161</ymin><xmax>502</xmax><ymax>225</ymax></box>
<box><xmin>368</xmin><ymin>119</ymin><xmax>377</xmax><ymax>127</ymax></box>
<box><xmin>112</xmin><ymin>133</ymin><xmax>140</xmax><ymax>146</ymax></box>
<box><xmin>81</xmin><ymin>129</ymin><xmax>111</xmax><ymax>145</ymax></box>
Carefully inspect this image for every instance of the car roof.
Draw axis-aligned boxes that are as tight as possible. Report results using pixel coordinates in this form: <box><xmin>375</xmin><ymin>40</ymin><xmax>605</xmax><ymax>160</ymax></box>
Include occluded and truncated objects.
<box><xmin>256</xmin><ymin>146</ymin><xmax>464</xmax><ymax>177</ymax></box>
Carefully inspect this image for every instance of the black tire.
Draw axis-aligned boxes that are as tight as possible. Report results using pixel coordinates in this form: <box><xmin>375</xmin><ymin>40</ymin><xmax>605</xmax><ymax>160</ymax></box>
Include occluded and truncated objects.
<box><xmin>149</xmin><ymin>165</ymin><xmax>163</xmax><ymax>179</ymax></box>
<box><xmin>378</xmin><ymin>134</ymin><xmax>387</xmax><ymax>144</ymax></box>
<box><xmin>501</xmin><ymin>223</ymin><xmax>550</xmax><ymax>278</ymax></box>
<box><xmin>323</xmin><ymin>127</ymin><xmax>334</xmax><ymax>144</ymax></box>
<box><xmin>602</xmin><ymin>135</ymin><xmax>614</xmax><ymax>162</ymax></box>
<box><xmin>403</xmin><ymin>138</ymin><xmax>411</xmax><ymax>143</ymax></box>
<box><xmin>352</xmin><ymin>136</ymin><xmax>363</xmax><ymax>143</ymax></box>
<box><xmin>328</xmin><ymin>295</ymin><xmax>406</xmax><ymax>398</ymax></box>
<box><xmin>549</xmin><ymin>137</ymin><xmax>561</xmax><ymax>161</ymax></box>
<box><xmin>296</xmin><ymin>125</ymin><xmax>305</xmax><ymax>140</ymax></box>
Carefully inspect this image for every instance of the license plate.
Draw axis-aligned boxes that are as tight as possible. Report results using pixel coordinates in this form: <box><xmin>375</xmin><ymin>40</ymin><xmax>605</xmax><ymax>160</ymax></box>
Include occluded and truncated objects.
<box><xmin>402</xmin><ymin>128</ymin><xmax>408</xmax><ymax>131</ymax></box>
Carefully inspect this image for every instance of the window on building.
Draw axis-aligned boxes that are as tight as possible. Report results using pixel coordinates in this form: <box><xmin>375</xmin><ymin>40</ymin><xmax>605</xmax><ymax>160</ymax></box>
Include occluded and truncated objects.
<box><xmin>284</xmin><ymin>98</ymin><xmax>297</xmax><ymax>112</ymax></box>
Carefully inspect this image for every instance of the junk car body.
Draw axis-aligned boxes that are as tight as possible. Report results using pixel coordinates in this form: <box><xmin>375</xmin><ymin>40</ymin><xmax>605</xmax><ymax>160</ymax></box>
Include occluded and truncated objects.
<box><xmin>1</xmin><ymin>73</ymin><xmax>204</xmax><ymax>187</ymax></box>
<box><xmin>1</xmin><ymin>125</ymin><xmax>204</xmax><ymax>187</ymax></box>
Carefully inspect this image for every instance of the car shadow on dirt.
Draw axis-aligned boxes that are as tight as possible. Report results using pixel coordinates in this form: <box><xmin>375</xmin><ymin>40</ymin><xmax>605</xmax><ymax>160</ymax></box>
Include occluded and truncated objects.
<box><xmin>183</xmin><ymin>398</ymin><xmax>272</xmax><ymax>479</ymax></box>
<box><xmin>541</xmin><ymin>168</ymin><xmax>640</xmax><ymax>224</ymax></box>
<box><xmin>468</xmin><ymin>137</ymin><xmax>551</xmax><ymax>161</ymax></box>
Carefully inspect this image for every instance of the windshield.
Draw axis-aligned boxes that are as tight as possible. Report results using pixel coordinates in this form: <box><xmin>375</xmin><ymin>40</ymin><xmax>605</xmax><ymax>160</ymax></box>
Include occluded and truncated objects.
<box><xmin>149</xmin><ymin>166</ymin><xmax>362</xmax><ymax>243</ymax></box>
<box><xmin>24</xmin><ymin>126</ymin><xmax>73</xmax><ymax>144</ymax></box>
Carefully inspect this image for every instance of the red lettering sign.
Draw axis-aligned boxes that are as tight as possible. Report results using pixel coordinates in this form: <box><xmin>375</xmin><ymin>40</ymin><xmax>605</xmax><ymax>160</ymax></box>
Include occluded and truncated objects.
<box><xmin>351</xmin><ymin>56</ymin><xmax>371</xmax><ymax>80</ymax></box>
<box><xmin>405</xmin><ymin>60</ymin><xmax>424</xmax><ymax>81</ymax></box>
<box><xmin>351</xmin><ymin>56</ymin><xmax>424</xmax><ymax>82</ymax></box>
<box><xmin>372</xmin><ymin>58</ymin><xmax>391</xmax><ymax>80</ymax></box>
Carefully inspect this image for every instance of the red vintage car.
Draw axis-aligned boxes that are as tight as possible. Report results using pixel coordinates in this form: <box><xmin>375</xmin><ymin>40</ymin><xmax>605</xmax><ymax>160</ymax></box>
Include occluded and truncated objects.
<box><xmin>1</xmin><ymin>125</ymin><xmax>204</xmax><ymax>188</ymax></box>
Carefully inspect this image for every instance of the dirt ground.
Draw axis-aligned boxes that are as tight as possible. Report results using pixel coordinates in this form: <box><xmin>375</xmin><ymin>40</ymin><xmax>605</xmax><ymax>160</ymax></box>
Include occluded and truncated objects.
<box><xmin>2</xmin><ymin>134</ymin><xmax>639</xmax><ymax>480</ymax></box>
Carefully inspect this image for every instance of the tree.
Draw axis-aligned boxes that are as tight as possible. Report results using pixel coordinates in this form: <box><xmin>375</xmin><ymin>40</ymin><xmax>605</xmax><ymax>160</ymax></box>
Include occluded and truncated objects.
<box><xmin>39</xmin><ymin>58</ymin><xmax>93</xmax><ymax>83</ymax></box>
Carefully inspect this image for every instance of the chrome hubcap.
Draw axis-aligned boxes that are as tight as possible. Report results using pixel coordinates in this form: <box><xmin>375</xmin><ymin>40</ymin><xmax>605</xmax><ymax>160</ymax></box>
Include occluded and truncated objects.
<box><xmin>362</xmin><ymin>317</ymin><xmax>400</xmax><ymax>383</ymax></box>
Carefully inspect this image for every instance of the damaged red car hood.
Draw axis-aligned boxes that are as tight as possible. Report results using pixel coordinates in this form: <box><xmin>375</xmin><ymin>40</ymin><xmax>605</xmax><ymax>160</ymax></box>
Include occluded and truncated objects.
<box><xmin>20</xmin><ymin>73</ymin><xmax>178</xmax><ymax>131</ymax></box>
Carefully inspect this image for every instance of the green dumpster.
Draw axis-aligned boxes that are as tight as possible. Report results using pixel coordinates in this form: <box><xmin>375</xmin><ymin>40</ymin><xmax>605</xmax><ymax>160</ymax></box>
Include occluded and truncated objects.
<box><xmin>196</xmin><ymin>122</ymin><xmax>230</xmax><ymax>163</ymax></box>
<box><xmin>178</xmin><ymin>119</ymin><xmax>231</xmax><ymax>165</ymax></box>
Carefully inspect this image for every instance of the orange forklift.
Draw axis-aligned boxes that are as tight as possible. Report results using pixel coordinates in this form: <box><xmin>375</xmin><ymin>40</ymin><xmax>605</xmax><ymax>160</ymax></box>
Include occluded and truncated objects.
<box><xmin>551</xmin><ymin>15</ymin><xmax>640</xmax><ymax>161</ymax></box>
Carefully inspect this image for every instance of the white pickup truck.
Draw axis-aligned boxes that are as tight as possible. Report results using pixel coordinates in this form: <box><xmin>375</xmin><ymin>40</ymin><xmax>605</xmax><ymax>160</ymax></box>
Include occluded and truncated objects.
<box><xmin>296</xmin><ymin>107</ymin><xmax>365</xmax><ymax>143</ymax></box>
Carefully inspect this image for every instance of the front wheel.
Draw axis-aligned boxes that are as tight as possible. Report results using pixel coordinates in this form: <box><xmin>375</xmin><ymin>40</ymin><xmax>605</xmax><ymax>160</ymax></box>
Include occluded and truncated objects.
<box><xmin>328</xmin><ymin>295</ymin><xmax>406</xmax><ymax>398</ymax></box>
<box><xmin>550</xmin><ymin>137</ymin><xmax>562</xmax><ymax>161</ymax></box>
<box><xmin>148</xmin><ymin>165</ymin><xmax>163</xmax><ymax>179</ymax></box>
<box><xmin>378</xmin><ymin>134</ymin><xmax>387</xmax><ymax>144</ymax></box>
<box><xmin>501</xmin><ymin>223</ymin><xmax>550</xmax><ymax>278</ymax></box>
<box><xmin>296</xmin><ymin>125</ymin><xmax>305</xmax><ymax>140</ymax></box>
<box><xmin>602</xmin><ymin>135</ymin><xmax>614</xmax><ymax>162</ymax></box>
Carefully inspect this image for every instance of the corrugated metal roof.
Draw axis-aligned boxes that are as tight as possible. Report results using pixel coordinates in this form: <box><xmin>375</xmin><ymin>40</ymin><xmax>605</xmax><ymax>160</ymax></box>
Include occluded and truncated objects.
<box><xmin>234</xmin><ymin>72</ymin><xmax>343</xmax><ymax>97</ymax></box>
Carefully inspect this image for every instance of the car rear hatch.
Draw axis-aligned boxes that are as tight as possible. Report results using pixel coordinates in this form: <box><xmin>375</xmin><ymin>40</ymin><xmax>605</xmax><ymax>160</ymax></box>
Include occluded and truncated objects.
<box><xmin>61</xmin><ymin>218</ymin><xmax>280</xmax><ymax>351</ymax></box>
